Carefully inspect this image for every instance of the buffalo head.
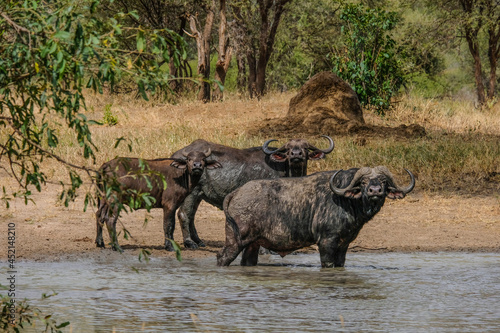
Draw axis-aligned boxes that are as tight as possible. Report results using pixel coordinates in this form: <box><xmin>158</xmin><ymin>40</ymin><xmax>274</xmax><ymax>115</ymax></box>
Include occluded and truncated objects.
<box><xmin>262</xmin><ymin>135</ymin><xmax>335</xmax><ymax>176</ymax></box>
<box><xmin>329</xmin><ymin>166</ymin><xmax>415</xmax><ymax>201</ymax></box>
<box><xmin>170</xmin><ymin>148</ymin><xmax>222</xmax><ymax>176</ymax></box>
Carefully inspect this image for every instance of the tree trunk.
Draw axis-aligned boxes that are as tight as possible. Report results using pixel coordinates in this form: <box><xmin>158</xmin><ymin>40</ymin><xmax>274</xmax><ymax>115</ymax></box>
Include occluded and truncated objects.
<box><xmin>236</xmin><ymin>52</ymin><xmax>247</xmax><ymax>94</ymax></box>
<box><xmin>487</xmin><ymin>5</ymin><xmax>500</xmax><ymax>100</ymax></box>
<box><xmin>247</xmin><ymin>51</ymin><xmax>257</xmax><ymax>98</ymax></box>
<box><xmin>488</xmin><ymin>43</ymin><xmax>498</xmax><ymax>100</ymax></box>
<box><xmin>213</xmin><ymin>0</ymin><xmax>232</xmax><ymax>101</ymax></box>
<box><xmin>229</xmin><ymin>4</ymin><xmax>250</xmax><ymax>95</ymax></box>
<box><xmin>188</xmin><ymin>1</ymin><xmax>216</xmax><ymax>102</ymax></box>
<box><xmin>168</xmin><ymin>16</ymin><xmax>188</xmax><ymax>93</ymax></box>
<box><xmin>470</xmin><ymin>45</ymin><xmax>486</xmax><ymax>105</ymax></box>
<box><xmin>253</xmin><ymin>0</ymin><xmax>290</xmax><ymax>98</ymax></box>
<box><xmin>229</xmin><ymin>0</ymin><xmax>289</xmax><ymax>98</ymax></box>
<box><xmin>460</xmin><ymin>0</ymin><xmax>486</xmax><ymax>105</ymax></box>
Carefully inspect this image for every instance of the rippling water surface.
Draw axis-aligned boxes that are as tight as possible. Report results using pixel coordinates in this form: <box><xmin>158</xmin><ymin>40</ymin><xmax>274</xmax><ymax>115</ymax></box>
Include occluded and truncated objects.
<box><xmin>10</xmin><ymin>252</ymin><xmax>500</xmax><ymax>332</ymax></box>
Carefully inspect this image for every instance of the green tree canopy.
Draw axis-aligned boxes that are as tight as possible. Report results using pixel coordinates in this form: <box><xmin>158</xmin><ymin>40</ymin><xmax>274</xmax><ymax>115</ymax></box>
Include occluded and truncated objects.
<box><xmin>329</xmin><ymin>4</ymin><xmax>405</xmax><ymax>113</ymax></box>
<box><xmin>0</xmin><ymin>0</ymin><xmax>186</xmax><ymax>206</ymax></box>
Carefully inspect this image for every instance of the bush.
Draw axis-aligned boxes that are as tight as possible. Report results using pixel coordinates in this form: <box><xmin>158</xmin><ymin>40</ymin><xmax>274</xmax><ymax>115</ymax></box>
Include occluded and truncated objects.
<box><xmin>329</xmin><ymin>4</ymin><xmax>405</xmax><ymax>114</ymax></box>
<box><xmin>102</xmin><ymin>104</ymin><xmax>118</xmax><ymax>126</ymax></box>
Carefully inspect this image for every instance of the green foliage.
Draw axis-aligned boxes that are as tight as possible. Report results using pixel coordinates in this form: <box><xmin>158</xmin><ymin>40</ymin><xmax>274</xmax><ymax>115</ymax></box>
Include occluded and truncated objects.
<box><xmin>168</xmin><ymin>238</ymin><xmax>183</xmax><ymax>261</ymax></box>
<box><xmin>0</xmin><ymin>0</ymin><xmax>185</xmax><ymax>204</ymax></box>
<box><xmin>268</xmin><ymin>0</ymin><xmax>342</xmax><ymax>90</ymax></box>
<box><xmin>0</xmin><ymin>0</ymin><xmax>184</xmax><ymax>261</ymax></box>
<box><xmin>328</xmin><ymin>4</ymin><xmax>406</xmax><ymax>113</ymax></box>
<box><xmin>1</xmin><ymin>287</ymin><xmax>69</xmax><ymax>333</ymax></box>
<box><xmin>102</xmin><ymin>103</ymin><xmax>118</xmax><ymax>126</ymax></box>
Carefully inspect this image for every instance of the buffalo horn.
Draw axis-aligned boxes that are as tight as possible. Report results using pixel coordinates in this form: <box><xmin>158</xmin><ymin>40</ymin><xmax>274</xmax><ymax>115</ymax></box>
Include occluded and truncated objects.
<box><xmin>306</xmin><ymin>135</ymin><xmax>335</xmax><ymax>154</ymax></box>
<box><xmin>329</xmin><ymin>168</ymin><xmax>370</xmax><ymax>196</ymax></box>
<box><xmin>388</xmin><ymin>168</ymin><xmax>416</xmax><ymax>195</ymax></box>
<box><xmin>262</xmin><ymin>139</ymin><xmax>279</xmax><ymax>155</ymax></box>
<box><xmin>319</xmin><ymin>135</ymin><xmax>335</xmax><ymax>154</ymax></box>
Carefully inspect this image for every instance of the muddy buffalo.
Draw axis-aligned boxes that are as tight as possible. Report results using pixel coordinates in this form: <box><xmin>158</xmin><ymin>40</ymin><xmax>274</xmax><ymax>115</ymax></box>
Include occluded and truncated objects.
<box><xmin>95</xmin><ymin>148</ymin><xmax>222</xmax><ymax>251</ymax></box>
<box><xmin>170</xmin><ymin>136</ymin><xmax>335</xmax><ymax>249</ymax></box>
<box><xmin>217</xmin><ymin>166</ymin><xmax>415</xmax><ymax>267</ymax></box>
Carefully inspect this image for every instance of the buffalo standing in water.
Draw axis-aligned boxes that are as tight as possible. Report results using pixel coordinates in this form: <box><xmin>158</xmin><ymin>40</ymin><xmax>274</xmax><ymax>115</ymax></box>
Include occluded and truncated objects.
<box><xmin>95</xmin><ymin>149</ymin><xmax>222</xmax><ymax>251</ymax></box>
<box><xmin>170</xmin><ymin>136</ymin><xmax>335</xmax><ymax>249</ymax></box>
<box><xmin>217</xmin><ymin>166</ymin><xmax>415</xmax><ymax>267</ymax></box>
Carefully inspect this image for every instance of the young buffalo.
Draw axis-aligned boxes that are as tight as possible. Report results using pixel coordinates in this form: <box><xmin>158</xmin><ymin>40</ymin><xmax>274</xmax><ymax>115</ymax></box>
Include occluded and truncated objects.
<box><xmin>95</xmin><ymin>148</ymin><xmax>221</xmax><ymax>251</ymax></box>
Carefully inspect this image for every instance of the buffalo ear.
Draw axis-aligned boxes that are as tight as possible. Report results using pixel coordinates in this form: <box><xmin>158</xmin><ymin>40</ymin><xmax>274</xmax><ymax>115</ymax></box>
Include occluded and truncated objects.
<box><xmin>308</xmin><ymin>150</ymin><xmax>325</xmax><ymax>160</ymax></box>
<box><xmin>387</xmin><ymin>189</ymin><xmax>405</xmax><ymax>200</ymax></box>
<box><xmin>206</xmin><ymin>161</ymin><xmax>223</xmax><ymax>169</ymax></box>
<box><xmin>344</xmin><ymin>190</ymin><xmax>362</xmax><ymax>199</ymax></box>
<box><xmin>170</xmin><ymin>160</ymin><xmax>187</xmax><ymax>169</ymax></box>
<box><xmin>270</xmin><ymin>152</ymin><xmax>287</xmax><ymax>163</ymax></box>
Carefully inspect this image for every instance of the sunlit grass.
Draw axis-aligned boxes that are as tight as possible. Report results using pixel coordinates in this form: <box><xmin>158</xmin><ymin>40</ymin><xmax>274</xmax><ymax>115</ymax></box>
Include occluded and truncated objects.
<box><xmin>2</xmin><ymin>90</ymin><xmax>499</xmax><ymax>194</ymax></box>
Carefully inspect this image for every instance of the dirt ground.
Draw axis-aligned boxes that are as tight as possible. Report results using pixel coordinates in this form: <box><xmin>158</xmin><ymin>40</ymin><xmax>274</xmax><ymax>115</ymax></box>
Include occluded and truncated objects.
<box><xmin>1</xmin><ymin>182</ymin><xmax>498</xmax><ymax>262</ymax></box>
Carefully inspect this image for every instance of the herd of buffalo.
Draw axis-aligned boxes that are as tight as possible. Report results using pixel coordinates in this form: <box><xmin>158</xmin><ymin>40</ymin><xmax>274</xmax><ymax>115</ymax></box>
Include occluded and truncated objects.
<box><xmin>95</xmin><ymin>136</ymin><xmax>415</xmax><ymax>268</ymax></box>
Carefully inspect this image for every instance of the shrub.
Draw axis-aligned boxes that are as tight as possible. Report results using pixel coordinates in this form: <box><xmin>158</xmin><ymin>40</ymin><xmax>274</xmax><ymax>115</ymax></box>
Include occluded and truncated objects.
<box><xmin>329</xmin><ymin>4</ymin><xmax>405</xmax><ymax>114</ymax></box>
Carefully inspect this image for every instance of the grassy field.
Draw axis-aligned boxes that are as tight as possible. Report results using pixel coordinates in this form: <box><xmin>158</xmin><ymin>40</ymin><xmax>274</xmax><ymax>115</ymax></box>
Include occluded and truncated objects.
<box><xmin>6</xmin><ymin>90</ymin><xmax>500</xmax><ymax>196</ymax></box>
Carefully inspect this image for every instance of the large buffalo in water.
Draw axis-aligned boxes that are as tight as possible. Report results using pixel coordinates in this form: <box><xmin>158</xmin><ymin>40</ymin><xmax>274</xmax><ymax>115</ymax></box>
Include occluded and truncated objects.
<box><xmin>170</xmin><ymin>136</ymin><xmax>335</xmax><ymax>249</ymax></box>
<box><xmin>95</xmin><ymin>148</ymin><xmax>222</xmax><ymax>251</ymax></box>
<box><xmin>217</xmin><ymin>166</ymin><xmax>415</xmax><ymax>267</ymax></box>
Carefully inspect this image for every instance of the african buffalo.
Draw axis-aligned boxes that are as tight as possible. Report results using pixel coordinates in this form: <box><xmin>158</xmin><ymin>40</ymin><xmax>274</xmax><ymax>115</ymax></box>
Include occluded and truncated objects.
<box><xmin>95</xmin><ymin>148</ymin><xmax>222</xmax><ymax>251</ymax></box>
<box><xmin>170</xmin><ymin>136</ymin><xmax>335</xmax><ymax>249</ymax></box>
<box><xmin>217</xmin><ymin>166</ymin><xmax>415</xmax><ymax>267</ymax></box>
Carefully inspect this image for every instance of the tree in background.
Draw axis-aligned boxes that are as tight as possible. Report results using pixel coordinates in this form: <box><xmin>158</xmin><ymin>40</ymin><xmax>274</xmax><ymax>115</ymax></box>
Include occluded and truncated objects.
<box><xmin>186</xmin><ymin>0</ymin><xmax>216</xmax><ymax>102</ymax></box>
<box><xmin>328</xmin><ymin>4</ymin><xmax>406</xmax><ymax>113</ymax></box>
<box><xmin>213</xmin><ymin>0</ymin><xmax>232</xmax><ymax>101</ymax></box>
<box><xmin>268</xmin><ymin>0</ymin><xmax>343</xmax><ymax>91</ymax></box>
<box><xmin>230</xmin><ymin>0</ymin><xmax>292</xmax><ymax>98</ymax></box>
<box><xmin>0</xmin><ymin>0</ymin><xmax>185</xmax><ymax>206</ymax></box>
<box><xmin>101</xmin><ymin>0</ymin><xmax>194</xmax><ymax>93</ymax></box>
<box><xmin>456</xmin><ymin>0</ymin><xmax>500</xmax><ymax>105</ymax></box>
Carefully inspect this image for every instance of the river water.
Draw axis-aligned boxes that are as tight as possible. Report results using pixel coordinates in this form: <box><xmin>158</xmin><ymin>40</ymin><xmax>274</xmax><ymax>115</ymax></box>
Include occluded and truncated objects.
<box><xmin>8</xmin><ymin>252</ymin><xmax>500</xmax><ymax>332</ymax></box>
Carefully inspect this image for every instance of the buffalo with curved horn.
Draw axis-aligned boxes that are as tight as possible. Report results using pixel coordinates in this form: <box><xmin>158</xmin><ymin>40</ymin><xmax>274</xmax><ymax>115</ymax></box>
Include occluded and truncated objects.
<box><xmin>218</xmin><ymin>166</ymin><xmax>415</xmax><ymax>267</ymax></box>
<box><xmin>262</xmin><ymin>135</ymin><xmax>335</xmax><ymax>177</ymax></box>
<box><xmin>170</xmin><ymin>136</ymin><xmax>335</xmax><ymax>249</ymax></box>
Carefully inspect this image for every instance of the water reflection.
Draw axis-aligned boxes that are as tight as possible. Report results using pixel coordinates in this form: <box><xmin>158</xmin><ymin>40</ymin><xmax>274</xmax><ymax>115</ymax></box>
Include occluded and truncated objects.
<box><xmin>8</xmin><ymin>252</ymin><xmax>500</xmax><ymax>332</ymax></box>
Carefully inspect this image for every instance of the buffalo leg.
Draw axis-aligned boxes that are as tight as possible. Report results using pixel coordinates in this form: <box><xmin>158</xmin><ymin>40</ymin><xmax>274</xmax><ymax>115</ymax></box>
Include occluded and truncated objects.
<box><xmin>189</xmin><ymin>217</ymin><xmax>204</xmax><ymax>247</ymax></box>
<box><xmin>318</xmin><ymin>238</ymin><xmax>343</xmax><ymax>268</ymax></box>
<box><xmin>217</xmin><ymin>220</ymin><xmax>244</xmax><ymax>266</ymax></box>
<box><xmin>333</xmin><ymin>246</ymin><xmax>349</xmax><ymax>267</ymax></box>
<box><xmin>106</xmin><ymin>208</ymin><xmax>122</xmax><ymax>252</ymax></box>
<box><xmin>163</xmin><ymin>205</ymin><xmax>177</xmax><ymax>251</ymax></box>
<box><xmin>240</xmin><ymin>242</ymin><xmax>260</xmax><ymax>266</ymax></box>
<box><xmin>177</xmin><ymin>193</ymin><xmax>203</xmax><ymax>249</ymax></box>
<box><xmin>217</xmin><ymin>244</ymin><xmax>243</xmax><ymax>266</ymax></box>
<box><xmin>95</xmin><ymin>202</ymin><xmax>107</xmax><ymax>248</ymax></box>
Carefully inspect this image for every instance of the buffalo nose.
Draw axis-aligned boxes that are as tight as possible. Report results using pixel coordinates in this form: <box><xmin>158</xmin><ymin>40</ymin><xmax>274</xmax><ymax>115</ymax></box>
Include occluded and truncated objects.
<box><xmin>290</xmin><ymin>150</ymin><xmax>303</xmax><ymax>157</ymax></box>
<box><xmin>193</xmin><ymin>162</ymin><xmax>202</xmax><ymax>169</ymax></box>
<box><xmin>368</xmin><ymin>185</ymin><xmax>382</xmax><ymax>196</ymax></box>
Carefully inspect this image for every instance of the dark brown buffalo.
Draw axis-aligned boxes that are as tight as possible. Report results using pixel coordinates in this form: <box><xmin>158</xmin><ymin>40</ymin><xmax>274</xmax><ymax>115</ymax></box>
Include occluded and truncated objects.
<box><xmin>171</xmin><ymin>136</ymin><xmax>335</xmax><ymax>249</ymax></box>
<box><xmin>217</xmin><ymin>166</ymin><xmax>415</xmax><ymax>267</ymax></box>
<box><xmin>95</xmin><ymin>148</ymin><xmax>222</xmax><ymax>251</ymax></box>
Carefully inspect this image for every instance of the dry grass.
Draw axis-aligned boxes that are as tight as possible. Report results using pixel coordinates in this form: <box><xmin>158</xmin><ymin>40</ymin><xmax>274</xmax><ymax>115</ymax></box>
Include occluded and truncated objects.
<box><xmin>2</xmin><ymin>90</ymin><xmax>500</xmax><ymax>195</ymax></box>
<box><xmin>368</xmin><ymin>95</ymin><xmax>500</xmax><ymax>135</ymax></box>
